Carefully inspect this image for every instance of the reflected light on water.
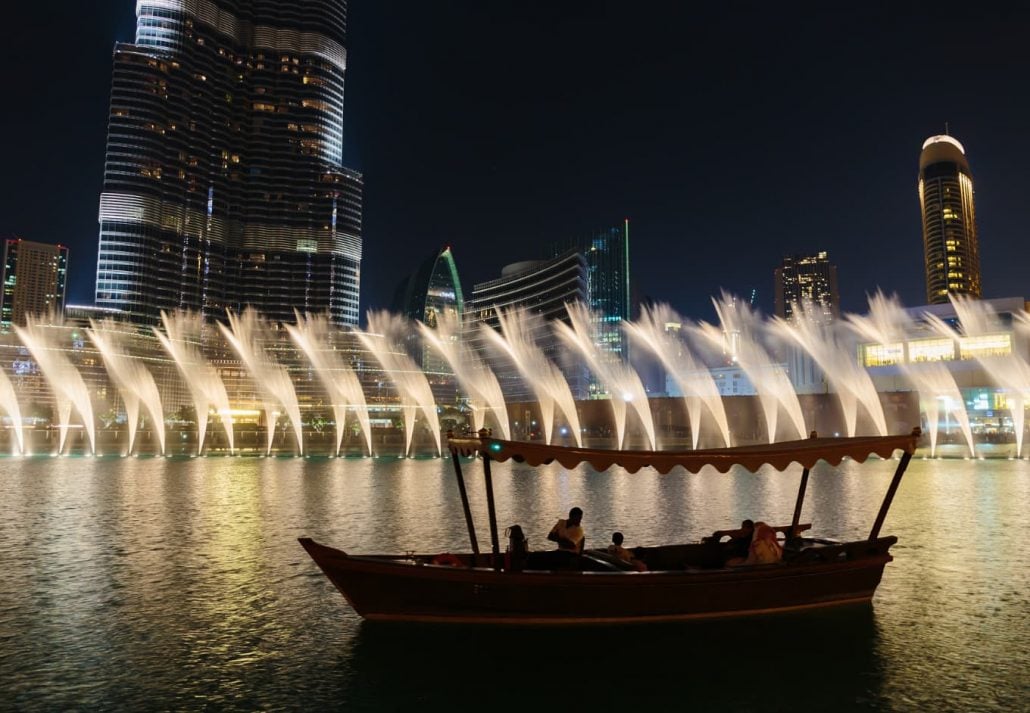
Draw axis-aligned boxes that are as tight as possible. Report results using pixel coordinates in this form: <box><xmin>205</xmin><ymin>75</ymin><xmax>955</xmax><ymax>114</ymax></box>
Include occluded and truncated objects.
<box><xmin>0</xmin><ymin>457</ymin><xmax>1026</xmax><ymax>711</ymax></box>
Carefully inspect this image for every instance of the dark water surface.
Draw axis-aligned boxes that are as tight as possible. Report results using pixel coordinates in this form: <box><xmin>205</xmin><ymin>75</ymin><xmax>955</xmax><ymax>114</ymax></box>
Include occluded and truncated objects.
<box><xmin>1</xmin><ymin>456</ymin><xmax>1027</xmax><ymax>712</ymax></box>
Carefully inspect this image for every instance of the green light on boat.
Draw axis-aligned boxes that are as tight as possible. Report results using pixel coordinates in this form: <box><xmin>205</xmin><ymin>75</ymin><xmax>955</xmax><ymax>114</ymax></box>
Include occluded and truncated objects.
<box><xmin>489</xmin><ymin>443</ymin><xmax>502</xmax><ymax>453</ymax></box>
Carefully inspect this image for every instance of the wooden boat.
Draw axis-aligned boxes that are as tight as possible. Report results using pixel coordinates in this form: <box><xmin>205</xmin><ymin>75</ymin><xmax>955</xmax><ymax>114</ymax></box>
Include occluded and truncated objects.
<box><xmin>300</xmin><ymin>428</ymin><xmax>921</xmax><ymax>625</ymax></box>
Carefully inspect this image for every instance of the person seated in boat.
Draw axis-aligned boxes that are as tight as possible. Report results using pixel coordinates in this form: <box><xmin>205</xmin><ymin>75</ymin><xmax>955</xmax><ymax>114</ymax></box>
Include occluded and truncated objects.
<box><xmin>743</xmin><ymin>521</ymin><xmax>783</xmax><ymax>565</ymax></box>
<box><xmin>547</xmin><ymin>507</ymin><xmax>585</xmax><ymax>554</ymax></box>
<box><xmin>726</xmin><ymin>519</ymin><xmax>755</xmax><ymax>560</ymax></box>
<box><xmin>607</xmin><ymin>531</ymin><xmax>633</xmax><ymax>562</ymax></box>
<box><xmin>607</xmin><ymin>531</ymin><xmax>648</xmax><ymax>571</ymax></box>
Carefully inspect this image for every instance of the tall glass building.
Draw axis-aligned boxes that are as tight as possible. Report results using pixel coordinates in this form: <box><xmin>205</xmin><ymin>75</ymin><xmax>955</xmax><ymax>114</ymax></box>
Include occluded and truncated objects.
<box><xmin>95</xmin><ymin>0</ymin><xmax>363</xmax><ymax>325</ymax></box>
<box><xmin>774</xmin><ymin>251</ymin><xmax>839</xmax><ymax>323</ymax></box>
<box><xmin>468</xmin><ymin>251</ymin><xmax>589</xmax><ymax>401</ymax></box>
<box><xmin>919</xmin><ymin>135</ymin><xmax>981</xmax><ymax>305</ymax></box>
<box><xmin>391</xmin><ymin>245</ymin><xmax>464</xmax><ymax>380</ymax></box>
<box><xmin>549</xmin><ymin>220</ymin><xmax>632</xmax><ymax>365</ymax></box>
<box><xmin>391</xmin><ymin>246</ymin><xmax>464</xmax><ymax>329</ymax></box>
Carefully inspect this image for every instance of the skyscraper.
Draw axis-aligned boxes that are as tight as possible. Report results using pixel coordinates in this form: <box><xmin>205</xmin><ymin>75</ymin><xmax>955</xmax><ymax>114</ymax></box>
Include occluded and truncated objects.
<box><xmin>918</xmin><ymin>135</ymin><xmax>981</xmax><ymax>305</ymax></box>
<box><xmin>467</xmin><ymin>252</ymin><xmax>589</xmax><ymax>401</ymax></box>
<box><xmin>774</xmin><ymin>251</ymin><xmax>839</xmax><ymax>322</ymax></box>
<box><xmin>549</xmin><ymin>220</ymin><xmax>632</xmax><ymax>364</ymax></box>
<box><xmin>391</xmin><ymin>245</ymin><xmax>464</xmax><ymax>375</ymax></box>
<box><xmin>95</xmin><ymin>0</ymin><xmax>363</xmax><ymax>325</ymax></box>
<box><xmin>391</xmin><ymin>246</ymin><xmax>465</xmax><ymax>328</ymax></box>
<box><xmin>1</xmin><ymin>238</ymin><xmax>68</xmax><ymax>330</ymax></box>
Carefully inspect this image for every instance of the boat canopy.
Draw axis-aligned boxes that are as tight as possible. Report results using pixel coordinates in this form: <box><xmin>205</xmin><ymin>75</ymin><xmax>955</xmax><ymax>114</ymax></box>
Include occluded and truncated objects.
<box><xmin>447</xmin><ymin>429</ymin><xmax>922</xmax><ymax>475</ymax></box>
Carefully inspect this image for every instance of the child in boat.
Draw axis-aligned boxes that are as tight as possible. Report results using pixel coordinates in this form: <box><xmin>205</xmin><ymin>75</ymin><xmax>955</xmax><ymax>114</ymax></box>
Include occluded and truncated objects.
<box><xmin>607</xmin><ymin>531</ymin><xmax>633</xmax><ymax>562</ymax></box>
<box><xmin>607</xmin><ymin>532</ymin><xmax>648</xmax><ymax>571</ymax></box>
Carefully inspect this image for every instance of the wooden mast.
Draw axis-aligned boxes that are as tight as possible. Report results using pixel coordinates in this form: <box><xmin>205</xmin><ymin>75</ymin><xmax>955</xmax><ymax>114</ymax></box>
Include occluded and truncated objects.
<box><xmin>480</xmin><ymin>429</ymin><xmax>502</xmax><ymax>569</ymax></box>
<box><xmin>868</xmin><ymin>428</ymin><xmax>921</xmax><ymax>540</ymax></box>
<box><xmin>447</xmin><ymin>431</ymin><xmax>480</xmax><ymax>559</ymax></box>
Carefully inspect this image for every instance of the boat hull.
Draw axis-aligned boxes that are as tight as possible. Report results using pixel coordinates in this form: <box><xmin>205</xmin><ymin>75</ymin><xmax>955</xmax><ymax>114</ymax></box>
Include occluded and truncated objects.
<box><xmin>299</xmin><ymin>538</ymin><xmax>895</xmax><ymax>625</ymax></box>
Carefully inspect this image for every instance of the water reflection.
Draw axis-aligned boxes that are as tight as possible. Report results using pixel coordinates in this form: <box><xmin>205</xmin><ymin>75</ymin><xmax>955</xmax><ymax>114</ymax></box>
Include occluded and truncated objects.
<box><xmin>342</xmin><ymin>607</ymin><xmax>888</xmax><ymax>712</ymax></box>
<box><xmin>0</xmin><ymin>457</ymin><xmax>1026</xmax><ymax>711</ymax></box>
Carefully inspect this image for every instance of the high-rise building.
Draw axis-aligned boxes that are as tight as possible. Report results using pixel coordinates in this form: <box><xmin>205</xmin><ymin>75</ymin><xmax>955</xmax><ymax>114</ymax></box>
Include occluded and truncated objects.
<box><xmin>919</xmin><ymin>134</ymin><xmax>981</xmax><ymax>304</ymax></box>
<box><xmin>467</xmin><ymin>251</ymin><xmax>589</xmax><ymax>400</ymax></box>
<box><xmin>95</xmin><ymin>0</ymin><xmax>362</xmax><ymax>326</ymax></box>
<box><xmin>391</xmin><ymin>246</ymin><xmax>465</xmax><ymax>328</ymax></box>
<box><xmin>549</xmin><ymin>220</ymin><xmax>632</xmax><ymax>367</ymax></box>
<box><xmin>1</xmin><ymin>239</ymin><xmax>69</xmax><ymax>330</ymax></box>
<box><xmin>391</xmin><ymin>245</ymin><xmax>464</xmax><ymax>380</ymax></box>
<box><xmin>774</xmin><ymin>252</ymin><xmax>839</xmax><ymax>322</ymax></box>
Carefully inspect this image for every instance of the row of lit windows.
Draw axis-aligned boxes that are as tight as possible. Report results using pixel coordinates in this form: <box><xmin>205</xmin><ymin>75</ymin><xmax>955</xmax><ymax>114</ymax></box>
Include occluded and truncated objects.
<box><xmin>861</xmin><ymin>333</ymin><xmax>1013</xmax><ymax>366</ymax></box>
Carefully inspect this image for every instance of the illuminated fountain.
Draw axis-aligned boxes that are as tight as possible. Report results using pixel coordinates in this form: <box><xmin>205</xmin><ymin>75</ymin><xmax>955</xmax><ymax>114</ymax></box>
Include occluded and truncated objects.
<box><xmin>418</xmin><ymin>312</ymin><xmax>510</xmax><ymax>440</ymax></box>
<box><xmin>87</xmin><ymin>319</ymin><xmax>167</xmax><ymax>455</ymax></box>
<box><xmin>925</xmin><ymin>296</ymin><xmax>1029</xmax><ymax>458</ymax></box>
<box><xmin>770</xmin><ymin>301</ymin><xmax>888</xmax><ymax>437</ymax></box>
<box><xmin>153</xmin><ymin>310</ymin><xmax>234</xmax><ymax>455</ymax></box>
<box><xmin>15</xmin><ymin>316</ymin><xmax>96</xmax><ymax>455</ymax></box>
<box><xmin>0</xmin><ymin>364</ymin><xmax>25</xmax><ymax>455</ymax></box>
<box><xmin>847</xmin><ymin>292</ymin><xmax>974</xmax><ymax>457</ymax></box>
<box><xmin>357</xmin><ymin>311</ymin><xmax>442</xmax><ymax>457</ymax></box>
<box><xmin>625</xmin><ymin>304</ymin><xmax>731</xmax><ymax>448</ymax></box>
<box><xmin>220</xmin><ymin>309</ymin><xmax>304</xmax><ymax>456</ymax></box>
<box><xmin>555</xmin><ymin>302</ymin><xmax>655</xmax><ymax>449</ymax></box>
<box><xmin>484</xmin><ymin>307</ymin><xmax>582</xmax><ymax>446</ymax></box>
<box><xmin>696</xmin><ymin>293</ymin><xmax>806</xmax><ymax>443</ymax></box>
<box><xmin>286</xmin><ymin>312</ymin><xmax>373</xmax><ymax>456</ymax></box>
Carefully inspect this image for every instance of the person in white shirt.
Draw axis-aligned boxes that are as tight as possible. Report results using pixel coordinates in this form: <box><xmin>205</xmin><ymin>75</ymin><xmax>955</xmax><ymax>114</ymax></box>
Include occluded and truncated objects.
<box><xmin>547</xmin><ymin>507</ymin><xmax>584</xmax><ymax>554</ymax></box>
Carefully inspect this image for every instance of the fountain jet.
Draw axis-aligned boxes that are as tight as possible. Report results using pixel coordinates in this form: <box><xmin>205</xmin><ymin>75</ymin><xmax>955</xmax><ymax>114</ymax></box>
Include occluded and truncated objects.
<box><xmin>847</xmin><ymin>292</ymin><xmax>974</xmax><ymax>457</ymax></box>
<box><xmin>220</xmin><ymin>309</ymin><xmax>304</xmax><ymax>456</ymax></box>
<box><xmin>554</xmin><ymin>302</ymin><xmax>655</xmax><ymax>449</ymax></box>
<box><xmin>87</xmin><ymin>319</ymin><xmax>167</xmax><ymax>455</ymax></box>
<box><xmin>0</xmin><ymin>365</ymin><xmax>25</xmax><ymax>455</ymax></box>
<box><xmin>357</xmin><ymin>311</ymin><xmax>442</xmax><ymax>457</ymax></box>
<box><xmin>696</xmin><ymin>293</ymin><xmax>806</xmax><ymax>443</ymax></box>
<box><xmin>484</xmin><ymin>307</ymin><xmax>582</xmax><ymax>446</ymax></box>
<box><xmin>15</xmin><ymin>316</ymin><xmax>96</xmax><ymax>454</ymax></box>
<box><xmin>417</xmin><ymin>312</ymin><xmax>510</xmax><ymax>440</ymax></box>
<box><xmin>154</xmin><ymin>310</ymin><xmax>234</xmax><ymax>454</ymax></box>
<box><xmin>925</xmin><ymin>296</ymin><xmax>1029</xmax><ymax>458</ymax></box>
<box><xmin>287</xmin><ymin>312</ymin><xmax>373</xmax><ymax>456</ymax></box>
<box><xmin>770</xmin><ymin>301</ymin><xmax>888</xmax><ymax>437</ymax></box>
<box><xmin>625</xmin><ymin>303</ymin><xmax>731</xmax><ymax>448</ymax></box>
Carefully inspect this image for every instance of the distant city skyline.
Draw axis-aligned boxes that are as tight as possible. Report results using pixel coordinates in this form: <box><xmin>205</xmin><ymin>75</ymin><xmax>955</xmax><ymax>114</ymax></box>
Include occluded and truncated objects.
<box><xmin>2</xmin><ymin>3</ymin><xmax>1029</xmax><ymax>321</ymax></box>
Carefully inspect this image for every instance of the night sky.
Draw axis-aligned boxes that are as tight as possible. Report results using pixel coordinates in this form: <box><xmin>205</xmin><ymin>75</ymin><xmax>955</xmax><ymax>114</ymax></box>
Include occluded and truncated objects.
<box><xmin>1</xmin><ymin>1</ymin><xmax>1029</xmax><ymax>321</ymax></box>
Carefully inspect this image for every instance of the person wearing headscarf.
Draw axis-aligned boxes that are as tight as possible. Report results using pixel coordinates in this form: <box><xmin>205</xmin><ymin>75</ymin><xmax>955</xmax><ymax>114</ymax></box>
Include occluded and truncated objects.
<box><xmin>745</xmin><ymin>521</ymin><xmax>783</xmax><ymax>565</ymax></box>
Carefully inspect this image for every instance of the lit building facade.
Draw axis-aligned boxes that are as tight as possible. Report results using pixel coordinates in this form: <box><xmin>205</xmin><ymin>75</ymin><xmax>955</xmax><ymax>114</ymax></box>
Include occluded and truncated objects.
<box><xmin>391</xmin><ymin>246</ymin><xmax>465</xmax><ymax>396</ymax></box>
<box><xmin>1</xmin><ymin>239</ymin><xmax>69</xmax><ymax>330</ymax></box>
<box><xmin>919</xmin><ymin>135</ymin><xmax>981</xmax><ymax>304</ymax></box>
<box><xmin>95</xmin><ymin>0</ymin><xmax>363</xmax><ymax>326</ymax></box>
<box><xmin>774</xmin><ymin>251</ymin><xmax>839</xmax><ymax>322</ymax></box>
<box><xmin>549</xmin><ymin>220</ymin><xmax>632</xmax><ymax>365</ymax></box>
<box><xmin>391</xmin><ymin>246</ymin><xmax>464</xmax><ymax>329</ymax></box>
<box><xmin>858</xmin><ymin>297</ymin><xmax>1030</xmax><ymax>441</ymax></box>
<box><xmin>467</xmin><ymin>251</ymin><xmax>589</xmax><ymax>400</ymax></box>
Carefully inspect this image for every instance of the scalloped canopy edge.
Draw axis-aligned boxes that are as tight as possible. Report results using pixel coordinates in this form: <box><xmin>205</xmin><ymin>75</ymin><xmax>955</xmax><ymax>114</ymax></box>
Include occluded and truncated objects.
<box><xmin>448</xmin><ymin>431</ymin><xmax>921</xmax><ymax>475</ymax></box>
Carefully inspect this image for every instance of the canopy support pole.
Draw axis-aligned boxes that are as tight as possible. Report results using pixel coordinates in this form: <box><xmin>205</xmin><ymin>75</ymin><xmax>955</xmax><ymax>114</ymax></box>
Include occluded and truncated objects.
<box><xmin>449</xmin><ymin>446</ymin><xmax>480</xmax><ymax>560</ymax></box>
<box><xmin>790</xmin><ymin>467</ymin><xmax>810</xmax><ymax>538</ymax></box>
<box><xmin>868</xmin><ymin>450</ymin><xmax>913</xmax><ymax>541</ymax></box>
<box><xmin>481</xmin><ymin>450</ymin><xmax>501</xmax><ymax>570</ymax></box>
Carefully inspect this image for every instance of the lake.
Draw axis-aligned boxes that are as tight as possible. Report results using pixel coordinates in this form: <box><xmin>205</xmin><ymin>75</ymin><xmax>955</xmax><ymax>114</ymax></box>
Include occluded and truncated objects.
<box><xmin>1</xmin><ymin>455</ymin><xmax>1027</xmax><ymax>711</ymax></box>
